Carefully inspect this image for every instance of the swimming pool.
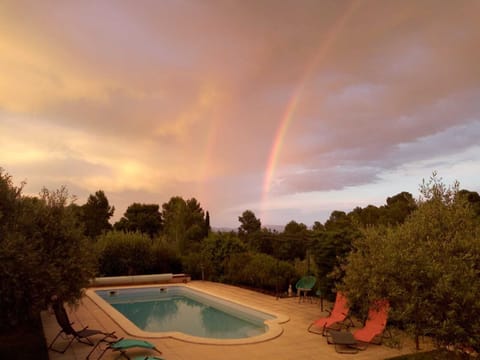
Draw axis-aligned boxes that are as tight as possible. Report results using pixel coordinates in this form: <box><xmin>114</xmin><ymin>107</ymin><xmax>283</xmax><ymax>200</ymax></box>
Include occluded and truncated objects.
<box><xmin>87</xmin><ymin>284</ymin><xmax>286</xmax><ymax>344</ymax></box>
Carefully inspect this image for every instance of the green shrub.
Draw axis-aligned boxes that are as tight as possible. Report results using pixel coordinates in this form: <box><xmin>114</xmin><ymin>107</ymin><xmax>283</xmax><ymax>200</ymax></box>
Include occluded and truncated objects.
<box><xmin>341</xmin><ymin>174</ymin><xmax>480</xmax><ymax>351</ymax></box>
<box><xmin>150</xmin><ymin>242</ymin><xmax>182</xmax><ymax>274</ymax></box>
<box><xmin>199</xmin><ymin>232</ymin><xmax>247</xmax><ymax>281</ymax></box>
<box><xmin>0</xmin><ymin>170</ymin><xmax>96</xmax><ymax>330</ymax></box>
<box><xmin>96</xmin><ymin>231</ymin><xmax>182</xmax><ymax>276</ymax></box>
<box><xmin>226</xmin><ymin>252</ymin><xmax>298</xmax><ymax>293</ymax></box>
<box><xmin>96</xmin><ymin>231</ymin><xmax>152</xmax><ymax>275</ymax></box>
<box><xmin>181</xmin><ymin>249</ymin><xmax>206</xmax><ymax>279</ymax></box>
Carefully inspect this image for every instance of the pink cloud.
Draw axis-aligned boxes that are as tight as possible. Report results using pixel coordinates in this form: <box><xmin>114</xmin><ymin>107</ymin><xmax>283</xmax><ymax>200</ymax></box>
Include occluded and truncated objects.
<box><xmin>1</xmin><ymin>0</ymin><xmax>480</xmax><ymax>227</ymax></box>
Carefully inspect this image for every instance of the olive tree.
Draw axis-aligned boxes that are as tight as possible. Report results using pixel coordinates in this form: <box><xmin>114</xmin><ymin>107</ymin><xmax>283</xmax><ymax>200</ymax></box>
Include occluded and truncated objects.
<box><xmin>341</xmin><ymin>173</ymin><xmax>480</xmax><ymax>351</ymax></box>
<box><xmin>0</xmin><ymin>169</ymin><xmax>96</xmax><ymax>329</ymax></box>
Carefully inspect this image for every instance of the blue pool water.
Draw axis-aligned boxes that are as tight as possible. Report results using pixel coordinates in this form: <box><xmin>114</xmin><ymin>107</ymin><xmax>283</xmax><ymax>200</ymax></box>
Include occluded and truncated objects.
<box><xmin>96</xmin><ymin>286</ymin><xmax>274</xmax><ymax>339</ymax></box>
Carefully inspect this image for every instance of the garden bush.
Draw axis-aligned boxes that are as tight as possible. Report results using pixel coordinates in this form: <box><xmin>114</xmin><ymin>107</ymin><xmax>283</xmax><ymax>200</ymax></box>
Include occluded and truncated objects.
<box><xmin>341</xmin><ymin>174</ymin><xmax>480</xmax><ymax>351</ymax></box>
<box><xmin>226</xmin><ymin>252</ymin><xmax>298</xmax><ymax>293</ymax></box>
<box><xmin>0</xmin><ymin>170</ymin><xmax>96</xmax><ymax>330</ymax></box>
<box><xmin>96</xmin><ymin>231</ymin><xmax>182</xmax><ymax>276</ymax></box>
<box><xmin>150</xmin><ymin>242</ymin><xmax>183</xmax><ymax>274</ymax></box>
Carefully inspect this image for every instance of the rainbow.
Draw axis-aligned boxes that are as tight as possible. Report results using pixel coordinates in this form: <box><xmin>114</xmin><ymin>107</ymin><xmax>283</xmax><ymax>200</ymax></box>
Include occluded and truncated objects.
<box><xmin>260</xmin><ymin>1</ymin><xmax>358</xmax><ymax>220</ymax></box>
<box><xmin>262</xmin><ymin>85</ymin><xmax>302</xmax><ymax>197</ymax></box>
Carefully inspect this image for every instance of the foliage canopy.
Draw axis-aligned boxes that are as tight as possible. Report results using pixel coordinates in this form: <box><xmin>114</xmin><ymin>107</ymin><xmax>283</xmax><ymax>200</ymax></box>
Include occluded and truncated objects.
<box><xmin>341</xmin><ymin>173</ymin><xmax>480</xmax><ymax>351</ymax></box>
<box><xmin>114</xmin><ymin>203</ymin><xmax>163</xmax><ymax>238</ymax></box>
<box><xmin>0</xmin><ymin>169</ymin><xmax>96</xmax><ymax>330</ymax></box>
<box><xmin>81</xmin><ymin>190</ymin><xmax>114</xmax><ymax>238</ymax></box>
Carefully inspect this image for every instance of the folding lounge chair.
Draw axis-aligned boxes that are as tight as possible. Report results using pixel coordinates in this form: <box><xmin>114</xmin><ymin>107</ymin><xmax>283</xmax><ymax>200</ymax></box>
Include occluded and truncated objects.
<box><xmin>352</xmin><ymin>299</ymin><xmax>390</xmax><ymax>349</ymax></box>
<box><xmin>48</xmin><ymin>296</ymin><xmax>116</xmax><ymax>353</ymax></box>
<box><xmin>87</xmin><ymin>337</ymin><xmax>163</xmax><ymax>360</ymax></box>
<box><xmin>308</xmin><ymin>292</ymin><xmax>353</xmax><ymax>335</ymax></box>
<box><xmin>326</xmin><ymin>330</ymin><xmax>359</xmax><ymax>354</ymax></box>
<box><xmin>295</xmin><ymin>275</ymin><xmax>316</xmax><ymax>303</ymax></box>
<box><xmin>326</xmin><ymin>299</ymin><xmax>390</xmax><ymax>353</ymax></box>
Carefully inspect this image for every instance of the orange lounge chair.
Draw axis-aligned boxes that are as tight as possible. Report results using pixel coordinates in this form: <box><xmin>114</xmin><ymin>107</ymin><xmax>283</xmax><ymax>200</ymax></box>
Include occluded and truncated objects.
<box><xmin>326</xmin><ymin>299</ymin><xmax>390</xmax><ymax>353</ymax></box>
<box><xmin>353</xmin><ymin>299</ymin><xmax>390</xmax><ymax>349</ymax></box>
<box><xmin>308</xmin><ymin>292</ymin><xmax>353</xmax><ymax>335</ymax></box>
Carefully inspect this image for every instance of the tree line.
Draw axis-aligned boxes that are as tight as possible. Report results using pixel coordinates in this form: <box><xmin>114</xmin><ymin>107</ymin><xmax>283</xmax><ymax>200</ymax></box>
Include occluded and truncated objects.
<box><xmin>1</xmin><ymin>167</ymin><xmax>479</xmax><ymax>353</ymax></box>
<box><xmin>71</xmin><ymin>183</ymin><xmax>426</xmax><ymax>299</ymax></box>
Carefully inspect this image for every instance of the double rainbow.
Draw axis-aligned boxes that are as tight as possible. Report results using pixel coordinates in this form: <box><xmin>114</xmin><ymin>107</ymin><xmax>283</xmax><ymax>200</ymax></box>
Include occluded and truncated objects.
<box><xmin>261</xmin><ymin>1</ymin><xmax>358</xmax><ymax>219</ymax></box>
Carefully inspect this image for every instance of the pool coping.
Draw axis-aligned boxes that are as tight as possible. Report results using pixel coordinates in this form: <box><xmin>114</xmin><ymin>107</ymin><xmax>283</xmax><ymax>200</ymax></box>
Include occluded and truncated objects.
<box><xmin>85</xmin><ymin>283</ymin><xmax>290</xmax><ymax>345</ymax></box>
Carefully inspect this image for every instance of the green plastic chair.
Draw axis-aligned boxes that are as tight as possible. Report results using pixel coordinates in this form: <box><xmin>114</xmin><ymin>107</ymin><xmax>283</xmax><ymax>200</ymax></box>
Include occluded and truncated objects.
<box><xmin>295</xmin><ymin>275</ymin><xmax>316</xmax><ymax>303</ymax></box>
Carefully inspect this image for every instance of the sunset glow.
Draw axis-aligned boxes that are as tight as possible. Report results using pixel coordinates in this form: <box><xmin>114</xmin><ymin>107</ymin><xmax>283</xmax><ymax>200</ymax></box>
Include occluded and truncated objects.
<box><xmin>1</xmin><ymin>0</ymin><xmax>479</xmax><ymax>227</ymax></box>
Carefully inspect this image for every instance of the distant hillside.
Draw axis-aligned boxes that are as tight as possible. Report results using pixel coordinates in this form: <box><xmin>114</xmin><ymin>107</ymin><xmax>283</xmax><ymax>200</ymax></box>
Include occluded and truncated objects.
<box><xmin>212</xmin><ymin>224</ymin><xmax>284</xmax><ymax>233</ymax></box>
<box><xmin>264</xmin><ymin>224</ymin><xmax>285</xmax><ymax>232</ymax></box>
<box><xmin>212</xmin><ymin>227</ymin><xmax>236</xmax><ymax>232</ymax></box>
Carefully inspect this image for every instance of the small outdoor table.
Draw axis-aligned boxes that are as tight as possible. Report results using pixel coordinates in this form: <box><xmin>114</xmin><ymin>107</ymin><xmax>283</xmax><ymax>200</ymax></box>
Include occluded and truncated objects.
<box><xmin>327</xmin><ymin>330</ymin><xmax>359</xmax><ymax>354</ymax></box>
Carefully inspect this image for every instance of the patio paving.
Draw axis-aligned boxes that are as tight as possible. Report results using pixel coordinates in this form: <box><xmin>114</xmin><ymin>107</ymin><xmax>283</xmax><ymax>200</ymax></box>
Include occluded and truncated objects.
<box><xmin>41</xmin><ymin>281</ymin><xmax>426</xmax><ymax>360</ymax></box>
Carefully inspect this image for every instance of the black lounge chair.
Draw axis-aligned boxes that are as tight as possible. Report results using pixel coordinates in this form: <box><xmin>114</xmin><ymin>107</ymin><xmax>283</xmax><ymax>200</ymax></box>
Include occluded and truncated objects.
<box><xmin>326</xmin><ymin>330</ymin><xmax>359</xmax><ymax>354</ymax></box>
<box><xmin>48</xmin><ymin>295</ymin><xmax>116</xmax><ymax>353</ymax></box>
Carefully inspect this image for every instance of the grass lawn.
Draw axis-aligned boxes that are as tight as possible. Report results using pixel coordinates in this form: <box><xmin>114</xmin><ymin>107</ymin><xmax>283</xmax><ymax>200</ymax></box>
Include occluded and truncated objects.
<box><xmin>0</xmin><ymin>319</ymin><xmax>49</xmax><ymax>360</ymax></box>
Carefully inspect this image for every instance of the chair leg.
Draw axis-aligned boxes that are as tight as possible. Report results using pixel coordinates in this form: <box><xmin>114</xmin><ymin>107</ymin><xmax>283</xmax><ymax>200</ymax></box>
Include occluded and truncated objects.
<box><xmin>48</xmin><ymin>332</ymin><xmax>75</xmax><ymax>353</ymax></box>
<box><xmin>87</xmin><ymin>339</ymin><xmax>110</xmax><ymax>360</ymax></box>
<box><xmin>77</xmin><ymin>336</ymin><xmax>95</xmax><ymax>346</ymax></box>
<box><xmin>322</xmin><ymin>325</ymin><xmax>328</xmax><ymax>337</ymax></box>
<box><xmin>334</xmin><ymin>343</ymin><xmax>359</xmax><ymax>354</ymax></box>
<box><xmin>48</xmin><ymin>330</ymin><xmax>63</xmax><ymax>350</ymax></box>
<box><xmin>353</xmin><ymin>341</ymin><xmax>369</xmax><ymax>351</ymax></box>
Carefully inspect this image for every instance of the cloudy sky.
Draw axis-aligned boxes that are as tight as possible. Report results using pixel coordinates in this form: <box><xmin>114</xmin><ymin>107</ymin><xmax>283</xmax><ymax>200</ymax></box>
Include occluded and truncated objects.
<box><xmin>1</xmin><ymin>0</ymin><xmax>479</xmax><ymax>228</ymax></box>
